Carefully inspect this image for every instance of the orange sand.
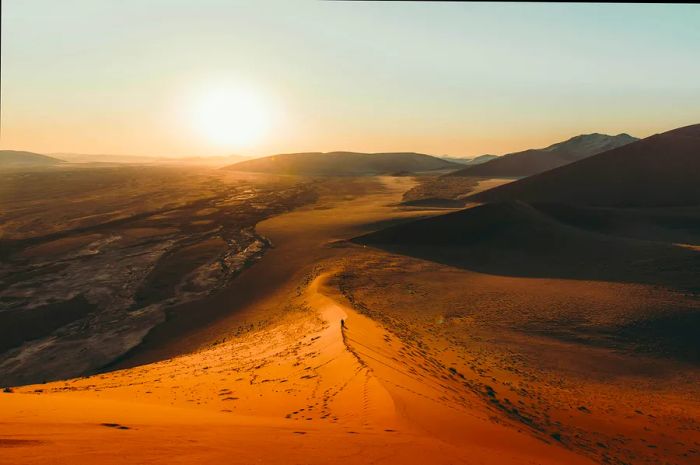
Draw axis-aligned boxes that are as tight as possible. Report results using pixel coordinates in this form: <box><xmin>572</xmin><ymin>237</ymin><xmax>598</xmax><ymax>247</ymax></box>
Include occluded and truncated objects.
<box><xmin>3</xmin><ymin>176</ymin><xmax>694</xmax><ymax>464</ymax></box>
<box><xmin>0</xmin><ymin>272</ymin><xmax>593</xmax><ymax>465</ymax></box>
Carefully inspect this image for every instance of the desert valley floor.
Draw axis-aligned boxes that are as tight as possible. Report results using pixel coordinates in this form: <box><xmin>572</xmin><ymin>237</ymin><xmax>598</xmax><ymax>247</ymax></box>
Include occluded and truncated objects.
<box><xmin>1</xmin><ymin>175</ymin><xmax>699</xmax><ymax>465</ymax></box>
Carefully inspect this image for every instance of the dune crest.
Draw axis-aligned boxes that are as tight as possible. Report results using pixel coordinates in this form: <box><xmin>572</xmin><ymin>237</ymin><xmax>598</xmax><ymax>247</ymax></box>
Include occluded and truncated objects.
<box><xmin>0</xmin><ymin>270</ymin><xmax>594</xmax><ymax>465</ymax></box>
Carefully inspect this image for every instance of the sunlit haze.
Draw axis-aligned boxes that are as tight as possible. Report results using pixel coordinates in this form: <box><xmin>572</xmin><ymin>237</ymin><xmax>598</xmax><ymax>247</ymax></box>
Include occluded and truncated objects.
<box><xmin>2</xmin><ymin>1</ymin><xmax>700</xmax><ymax>157</ymax></box>
<box><xmin>188</xmin><ymin>83</ymin><xmax>272</xmax><ymax>149</ymax></box>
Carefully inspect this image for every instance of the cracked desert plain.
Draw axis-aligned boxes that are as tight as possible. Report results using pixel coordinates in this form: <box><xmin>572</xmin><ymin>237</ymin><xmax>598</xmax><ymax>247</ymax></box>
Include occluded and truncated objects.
<box><xmin>1</xmin><ymin>177</ymin><xmax>699</xmax><ymax>465</ymax></box>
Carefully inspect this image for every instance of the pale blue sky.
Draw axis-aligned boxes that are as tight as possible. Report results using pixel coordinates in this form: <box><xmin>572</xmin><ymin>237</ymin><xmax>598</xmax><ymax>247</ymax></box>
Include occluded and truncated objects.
<box><xmin>2</xmin><ymin>1</ymin><xmax>699</xmax><ymax>156</ymax></box>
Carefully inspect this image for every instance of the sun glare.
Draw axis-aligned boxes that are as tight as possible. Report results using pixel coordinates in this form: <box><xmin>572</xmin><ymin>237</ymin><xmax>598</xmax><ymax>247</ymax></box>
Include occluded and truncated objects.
<box><xmin>192</xmin><ymin>86</ymin><xmax>270</xmax><ymax>149</ymax></box>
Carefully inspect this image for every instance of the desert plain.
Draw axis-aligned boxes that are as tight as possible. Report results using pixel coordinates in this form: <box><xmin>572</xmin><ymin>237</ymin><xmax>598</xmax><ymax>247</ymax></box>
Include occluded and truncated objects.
<box><xmin>1</xmin><ymin>161</ymin><xmax>698</xmax><ymax>465</ymax></box>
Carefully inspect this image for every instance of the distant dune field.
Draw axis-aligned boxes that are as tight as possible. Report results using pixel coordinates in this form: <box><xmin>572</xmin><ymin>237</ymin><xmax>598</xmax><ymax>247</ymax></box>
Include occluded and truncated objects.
<box><xmin>224</xmin><ymin>151</ymin><xmax>462</xmax><ymax>176</ymax></box>
<box><xmin>0</xmin><ymin>150</ymin><xmax>65</xmax><ymax>167</ymax></box>
<box><xmin>449</xmin><ymin>133</ymin><xmax>638</xmax><ymax>179</ymax></box>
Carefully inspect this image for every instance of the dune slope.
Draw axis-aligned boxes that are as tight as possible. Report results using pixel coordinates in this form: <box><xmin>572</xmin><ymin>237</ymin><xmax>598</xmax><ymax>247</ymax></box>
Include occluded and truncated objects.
<box><xmin>0</xmin><ymin>150</ymin><xmax>64</xmax><ymax>167</ymax></box>
<box><xmin>449</xmin><ymin>133</ymin><xmax>637</xmax><ymax>178</ymax></box>
<box><xmin>224</xmin><ymin>151</ymin><xmax>460</xmax><ymax>176</ymax></box>
<box><xmin>355</xmin><ymin>201</ymin><xmax>699</xmax><ymax>290</ymax></box>
<box><xmin>0</xmin><ymin>270</ymin><xmax>596</xmax><ymax>465</ymax></box>
<box><xmin>471</xmin><ymin>124</ymin><xmax>700</xmax><ymax>206</ymax></box>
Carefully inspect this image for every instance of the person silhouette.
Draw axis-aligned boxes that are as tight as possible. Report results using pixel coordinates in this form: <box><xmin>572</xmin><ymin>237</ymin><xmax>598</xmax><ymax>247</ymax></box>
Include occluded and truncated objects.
<box><xmin>340</xmin><ymin>319</ymin><xmax>345</xmax><ymax>329</ymax></box>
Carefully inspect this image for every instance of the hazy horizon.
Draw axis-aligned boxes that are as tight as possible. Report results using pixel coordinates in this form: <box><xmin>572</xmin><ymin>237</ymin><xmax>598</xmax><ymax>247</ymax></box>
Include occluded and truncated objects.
<box><xmin>2</xmin><ymin>1</ymin><xmax>699</xmax><ymax>157</ymax></box>
<box><xmin>35</xmin><ymin>128</ymin><xmax>641</xmax><ymax>161</ymax></box>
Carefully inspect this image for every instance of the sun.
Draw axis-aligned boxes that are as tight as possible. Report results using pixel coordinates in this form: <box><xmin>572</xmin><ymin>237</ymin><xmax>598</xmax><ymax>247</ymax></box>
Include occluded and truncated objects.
<box><xmin>192</xmin><ymin>86</ymin><xmax>269</xmax><ymax>149</ymax></box>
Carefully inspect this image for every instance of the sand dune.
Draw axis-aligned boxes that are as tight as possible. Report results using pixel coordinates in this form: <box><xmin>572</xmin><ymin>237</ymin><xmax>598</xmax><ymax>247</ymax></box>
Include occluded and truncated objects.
<box><xmin>449</xmin><ymin>133</ymin><xmax>637</xmax><ymax>179</ymax></box>
<box><xmin>416</xmin><ymin>133</ymin><xmax>638</xmax><ymax>211</ymax></box>
<box><xmin>400</xmin><ymin>177</ymin><xmax>514</xmax><ymax>208</ymax></box>
<box><xmin>52</xmin><ymin>152</ymin><xmax>249</xmax><ymax>167</ymax></box>
<box><xmin>355</xmin><ymin>201</ymin><xmax>699</xmax><ymax>288</ymax></box>
<box><xmin>0</xmin><ymin>271</ymin><xmax>594</xmax><ymax>465</ymax></box>
<box><xmin>472</xmin><ymin>124</ymin><xmax>700</xmax><ymax>206</ymax></box>
<box><xmin>224</xmin><ymin>151</ymin><xmax>461</xmax><ymax>176</ymax></box>
<box><xmin>0</xmin><ymin>150</ymin><xmax>64</xmax><ymax>167</ymax></box>
<box><xmin>331</xmin><ymin>249</ymin><xmax>700</xmax><ymax>465</ymax></box>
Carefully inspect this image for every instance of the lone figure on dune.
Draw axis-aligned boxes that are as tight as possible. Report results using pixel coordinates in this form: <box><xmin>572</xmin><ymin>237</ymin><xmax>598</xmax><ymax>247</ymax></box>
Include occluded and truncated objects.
<box><xmin>340</xmin><ymin>319</ymin><xmax>345</xmax><ymax>329</ymax></box>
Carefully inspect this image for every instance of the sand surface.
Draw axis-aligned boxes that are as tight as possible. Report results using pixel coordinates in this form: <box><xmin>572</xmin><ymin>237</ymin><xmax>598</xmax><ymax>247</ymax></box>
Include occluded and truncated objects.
<box><xmin>0</xmin><ymin>167</ymin><xmax>315</xmax><ymax>385</ymax></box>
<box><xmin>2</xmin><ymin>176</ymin><xmax>697</xmax><ymax>464</ymax></box>
<box><xmin>0</xmin><ymin>269</ymin><xmax>593</xmax><ymax>465</ymax></box>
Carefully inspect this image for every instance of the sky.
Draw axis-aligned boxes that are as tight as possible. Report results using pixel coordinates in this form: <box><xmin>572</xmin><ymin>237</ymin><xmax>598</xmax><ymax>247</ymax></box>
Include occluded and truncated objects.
<box><xmin>2</xmin><ymin>1</ymin><xmax>700</xmax><ymax>158</ymax></box>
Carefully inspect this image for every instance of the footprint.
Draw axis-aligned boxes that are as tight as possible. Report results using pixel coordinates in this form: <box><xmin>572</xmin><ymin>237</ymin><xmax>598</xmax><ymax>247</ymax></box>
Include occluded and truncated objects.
<box><xmin>100</xmin><ymin>423</ymin><xmax>130</xmax><ymax>430</ymax></box>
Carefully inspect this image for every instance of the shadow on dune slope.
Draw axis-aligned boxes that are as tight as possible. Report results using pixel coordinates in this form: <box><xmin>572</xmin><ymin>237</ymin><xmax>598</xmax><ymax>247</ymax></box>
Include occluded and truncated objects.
<box><xmin>353</xmin><ymin>201</ymin><xmax>700</xmax><ymax>363</ymax></box>
<box><xmin>353</xmin><ymin>201</ymin><xmax>699</xmax><ymax>291</ymax></box>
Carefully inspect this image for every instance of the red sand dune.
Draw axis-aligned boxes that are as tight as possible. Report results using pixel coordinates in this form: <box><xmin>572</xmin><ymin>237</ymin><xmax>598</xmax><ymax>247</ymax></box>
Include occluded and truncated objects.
<box><xmin>449</xmin><ymin>133</ymin><xmax>637</xmax><ymax>179</ymax></box>
<box><xmin>471</xmin><ymin>124</ymin><xmax>700</xmax><ymax>207</ymax></box>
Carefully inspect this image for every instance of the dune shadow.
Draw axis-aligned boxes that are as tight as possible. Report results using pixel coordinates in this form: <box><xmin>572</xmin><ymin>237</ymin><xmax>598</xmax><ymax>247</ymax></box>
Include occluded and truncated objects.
<box><xmin>353</xmin><ymin>201</ymin><xmax>700</xmax><ymax>292</ymax></box>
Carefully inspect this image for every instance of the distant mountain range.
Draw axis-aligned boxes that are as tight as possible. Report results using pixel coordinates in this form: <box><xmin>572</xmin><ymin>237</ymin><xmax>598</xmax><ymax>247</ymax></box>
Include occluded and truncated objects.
<box><xmin>4</xmin><ymin>133</ymin><xmax>639</xmax><ymax>177</ymax></box>
<box><xmin>0</xmin><ymin>150</ymin><xmax>65</xmax><ymax>167</ymax></box>
<box><xmin>51</xmin><ymin>153</ymin><xmax>249</xmax><ymax>167</ymax></box>
<box><xmin>224</xmin><ymin>151</ymin><xmax>461</xmax><ymax>176</ymax></box>
<box><xmin>470</xmin><ymin>124</ymin><xmax>700</xmax><ymax>207</ymax></box>
<box><xmin>449</xmin><ymin>133</ymin><xmax>638</xmax><ymax>178</ymax></box>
